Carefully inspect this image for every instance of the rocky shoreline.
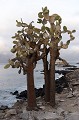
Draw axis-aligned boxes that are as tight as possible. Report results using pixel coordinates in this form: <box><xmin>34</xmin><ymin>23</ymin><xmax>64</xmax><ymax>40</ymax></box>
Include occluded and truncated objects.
<box><xmin>10</xmin><ymin>67</ymin><xmax>79</xmax><ymax>99</ymax></box>
<box><xmin>11</xmin><ymin>75</ymin><xmax>68</xmax><ymax>99</ymax></box>
<box><xmin>0</xmin><ymin>68</ymin><xmax>79</xmax><ymax>120</ymax></box>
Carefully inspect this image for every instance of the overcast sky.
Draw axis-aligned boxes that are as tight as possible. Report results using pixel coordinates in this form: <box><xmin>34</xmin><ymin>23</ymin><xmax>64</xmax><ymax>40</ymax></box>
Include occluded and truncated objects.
<box><xmin>0</xmin><ymin>0</ymin><xmax>79</xmax><ymax>62</ymax></box>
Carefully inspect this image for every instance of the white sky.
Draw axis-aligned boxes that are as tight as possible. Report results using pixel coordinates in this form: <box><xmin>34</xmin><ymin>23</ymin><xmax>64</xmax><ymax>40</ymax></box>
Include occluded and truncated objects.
<box><xmin>0</xmin><ymin>0</ymin><xmax>79</xmax><ymax>62</ymax></box>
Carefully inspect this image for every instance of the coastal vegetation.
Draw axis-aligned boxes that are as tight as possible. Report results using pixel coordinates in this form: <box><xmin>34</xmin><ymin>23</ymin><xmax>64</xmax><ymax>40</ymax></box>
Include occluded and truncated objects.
<box><xmin>4</xmin><ymin>7</ymin><xmax>75</xmax><ymax>110</ymax></box>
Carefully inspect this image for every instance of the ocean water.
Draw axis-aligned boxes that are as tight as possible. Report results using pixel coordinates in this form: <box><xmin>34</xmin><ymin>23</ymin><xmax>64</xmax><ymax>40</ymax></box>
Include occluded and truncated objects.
<box><xmin>0</xmin><ymin>61</ymin><xmax>79</xmax><ymax>107</ymax></box>
<box><xmin>0</xmin><ymin>62</ymin><xmax>44</xmax><ymax>107</ymax></box>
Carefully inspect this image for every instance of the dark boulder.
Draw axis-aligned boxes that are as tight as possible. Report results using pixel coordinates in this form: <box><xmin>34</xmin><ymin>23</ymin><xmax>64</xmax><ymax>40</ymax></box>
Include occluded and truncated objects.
<box><xmin>11</xmin><ymin>90</ymin><xmax>19</xmax><ymax>95</ymax></box>
<box><xmin>15</xmin><ymin>88</ymin><xmax>45</xmax><ymax>99</ymax></box>
<box><xmin>0</xmin><ymin>105</ymin><xmax>8</xmax><ymax>110</ymax></box>
<box><xmin>56</xmin><ymin>85</ymin><xmax>63</xmax><ymax>94</ymax></box>
<box><xmin>16</xmin><ymin>90</ymin><xmax>27</xmax><ymax>99</ymax></box>
<box><xmin>56</xmin><ymin>76</ymin><xmax>69</xmax><ymax>93</ymax></box>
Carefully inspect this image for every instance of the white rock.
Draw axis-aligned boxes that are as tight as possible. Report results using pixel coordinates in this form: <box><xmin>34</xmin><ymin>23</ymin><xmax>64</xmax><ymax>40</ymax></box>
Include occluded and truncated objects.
<box><xmin>39</xmin><ymin>106</ymin><xmax>45</xmax><ymax>110</ymax></box>
<box><xmin>67</xmin><ymin>93</ymin><xmax>73</xmax><ymax>98</ymax></box>
<box><xmin>5</xmin><ymin>109</ymin><xmax>17</xmax><ymax>117</ymax></box>
<box><xmin>57</xmin><ymin>107</ymin><xmax>65</xmax><ymax>115</ymax></box>
<box><xmin>65</xmin><ymin>112</ymin><xmax>79</xmax><ymax>120</ymax></box>
<box><xmin>34</xmin><ymin>111</ymin><xmax>60</xmax><ymax>120</ymax></box>
<box><xmin>9</xmin><ymin>117</ymin><xmax>17</xmax><ymax>120</ymax></box>
<box><xmin>59</xmin><ymin>99</ymin><xmax>65</xmax><ymax>102</ymax></box>
<box><xmin>19</xmin><ymin>111</ymin><xmax>29</xmax><ymax>120</ymax></box>
<box><xmin>73</xmin><ymin>91</ymin><xmax>79</xmax><ymax>96</ymax></box>
<box><xmin>0</xmin><ymin>112</ymin><xmax>5</xmax><ymax>119</ymax></box>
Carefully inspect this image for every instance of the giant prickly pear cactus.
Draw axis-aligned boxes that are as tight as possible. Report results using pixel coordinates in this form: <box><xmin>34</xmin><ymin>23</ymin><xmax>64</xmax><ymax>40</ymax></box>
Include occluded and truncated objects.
<box><xmin>4</xmin><ymin>6</ymin><xmax>76</xmax><ymax>108</ymax></box>
<box><xmin>37</xmin><ymin>7</ymin><xmax>75</xmax><ymax>106</ymax></box>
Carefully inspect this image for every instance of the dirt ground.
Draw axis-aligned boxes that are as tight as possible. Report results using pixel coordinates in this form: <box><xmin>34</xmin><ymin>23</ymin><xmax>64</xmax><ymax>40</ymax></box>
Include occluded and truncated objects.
<box><xmin>0</xmin><ymin>69</ymin><xmax>79</xmax><ymax>120</ymax></box>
